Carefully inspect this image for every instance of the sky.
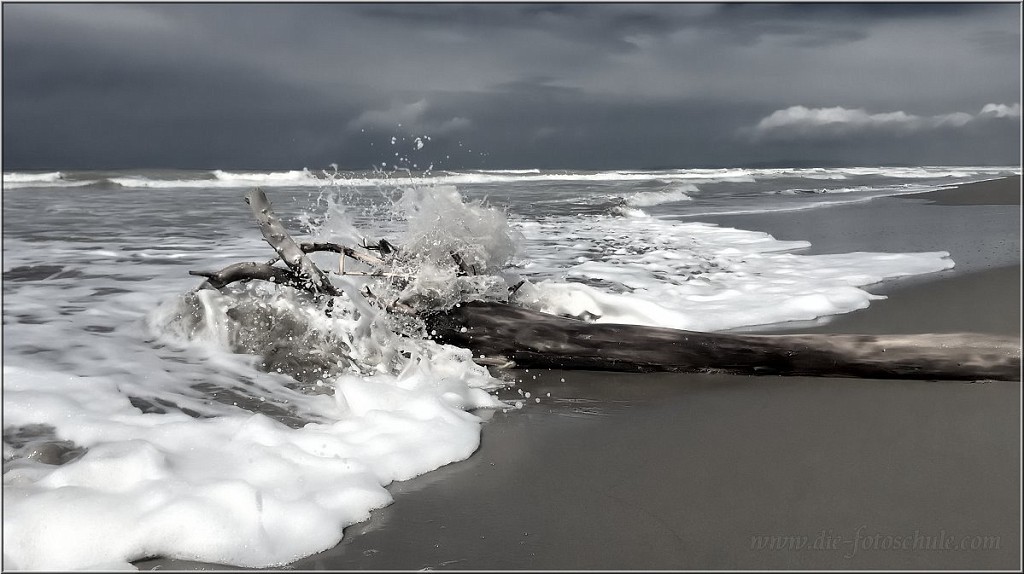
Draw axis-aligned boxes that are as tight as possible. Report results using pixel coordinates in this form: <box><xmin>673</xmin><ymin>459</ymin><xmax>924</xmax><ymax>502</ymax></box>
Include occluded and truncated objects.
<box><xmin>2</xmin><ymin>2</ymin><xmax>1021</xmax><ymax>171</ymax></box>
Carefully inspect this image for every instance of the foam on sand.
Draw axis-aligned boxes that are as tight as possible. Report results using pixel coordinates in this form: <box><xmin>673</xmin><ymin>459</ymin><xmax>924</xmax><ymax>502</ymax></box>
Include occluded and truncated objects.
<box><xmin>513</xmin><ymin>215</ymin><xmax>954</xmax><ymax>332</ymax></box>
<box><xmin>1</xmin><ymin>185</ymin><xmax>522</xmax><ymax>570</ymax></box>
<box><xmin>2</xmin><ymin>359</ymin><xmax>495</xmax><ymax>570</ymax></box>
<box><xmin>3</xmin><ymin>284</ymin><xmax>504</xmax><ymax>569</ymax></box>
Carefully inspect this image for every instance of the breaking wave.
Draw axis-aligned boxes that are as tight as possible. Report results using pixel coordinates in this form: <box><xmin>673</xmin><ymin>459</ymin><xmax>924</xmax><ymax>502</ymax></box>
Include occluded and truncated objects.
<box><xmin>623</xmin><ymin>184</ymin><xmax>698</xmax><ymax>207</ymax></box>
<box><xmin>5</xmin><ymin>165</ymin><xmax>1018</xmax><ymax>192</ymax></box>
<box><xmin>2</xmin><ymin>172</ymin><xmax>97</xmax><ymax>189</ymax></box>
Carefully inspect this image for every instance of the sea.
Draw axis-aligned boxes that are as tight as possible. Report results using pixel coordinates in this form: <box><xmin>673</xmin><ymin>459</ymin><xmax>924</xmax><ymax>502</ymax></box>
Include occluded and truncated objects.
<box><xmin>1</xmin><ymin>165</ymin><xmax>1019</xmax><ymax>569</ymax></box>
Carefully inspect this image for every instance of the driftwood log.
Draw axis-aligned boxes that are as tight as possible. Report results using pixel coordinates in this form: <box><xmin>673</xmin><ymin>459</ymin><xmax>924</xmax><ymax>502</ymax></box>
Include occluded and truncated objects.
<box><xmin>426</xmin><ymin>302</ymin><xmax>1020</xmax><ymax>381</ymax></box>
<box><xmin>188</xmin><ymin>189</ymin><xmax>1021</xmax><ymax>382</ymax></box>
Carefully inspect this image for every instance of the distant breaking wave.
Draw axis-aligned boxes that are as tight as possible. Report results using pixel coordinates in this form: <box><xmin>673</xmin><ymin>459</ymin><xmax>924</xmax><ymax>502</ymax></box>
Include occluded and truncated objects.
<box><xmin>623</xmin><ymin>185</ymin><xmax>698</xmax><ymax>207</ymax></box>
<box><xmin>109</xmin><ymin>169</ymin><xmax>324</xmax><ymax>189</ymax></box>
<box><xmin>2</xmin><ymin>172</ymin><xmax>98</xmax><ymax>190</ymax></box>
<box><xmin>5</xmin><ymin>171</ymin><xmax>65</xmax><ymax>183</ymax></box>
<box><xmin>774</xmin><ymin>185</ymin><xmax>874</xmax><ymax>195</ymax></box>
<box><xmin>471</xmin><ymin>169</ymin><xmax>541</xmax><ymax>174</ymax></box>
<box><xmin>3</xmin><ymin>166</ymin><xmax>1018</xmax><ymax>191</ymax></box>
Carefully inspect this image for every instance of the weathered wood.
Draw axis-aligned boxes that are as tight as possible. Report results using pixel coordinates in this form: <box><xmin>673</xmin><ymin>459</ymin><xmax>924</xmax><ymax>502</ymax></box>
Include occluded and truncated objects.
<box><xmin>245</xmin><ymin>188</ymin><xmax>341</xmax><ymax>297</ymax></box>
<box><xmin>426</xmin><ymin>302</ymin><xmax>1021</xmax><ymax>381</ymax></box>
<box><xmin>266</xmin><ymin>242</ymin><xmax>385</xmax><ymax>269</ymax></box>
<box><xmin>189</xmin><ymin>262</ymin><xmax>306</xmax><ymax>291</ymax></box>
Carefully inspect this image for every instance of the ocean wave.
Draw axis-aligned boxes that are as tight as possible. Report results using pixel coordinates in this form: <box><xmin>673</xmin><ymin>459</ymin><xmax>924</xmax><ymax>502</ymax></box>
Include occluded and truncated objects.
<box><xmin>2</xmin><ymin>172</ymin><xmax>98</xmax><ymax>190</ymax></box>
<box><xmin>391</xmin><ymin>166</ymin><xmax>1018</xmax><ymax>186</ymax></box>
<box><xmin>109</xmin><ymin>169</ymin><xmax>327</xmax><ymax>189</ymax></box>
<box><xmin>471</xmin><ymin>168</ymin><xmax>541</xmax><ymax>174</ymax></box>
<box><xmin>5</xmin><ymin>171</ymin><xmax>65</xmax><ymax>183</ymax></box>
<box><xmin>815</xmin><ymin>166</ymin><xmax>1019</xmax><ymax>179</ymax></box>
<box><xmin>609</xmin><ymin>206</ymin><xmax>652</xmax><ymax>218</ymax></box>
<box><xmin>435</xmin><ymin>171</ymin><xmax>690</xmax><ymax>185</ymax></box>
<box><xmin>623</xmin><ymin>185</ymin><xmax>698</xmax><ymax>206</ymax></box>
<box><xmin>774</xmin><ymin>185</ymin><xmax>874</xmax><ymax>195</ymax></box>
<box><xmin>8</xmin><ymin>165</ymin><xmax>1018</xmax><ymax>192</ymax></box>
<box><xmin>211</xmin><ymin>169</ymin><xmax>324</xmax><ymax>185</ymax></box>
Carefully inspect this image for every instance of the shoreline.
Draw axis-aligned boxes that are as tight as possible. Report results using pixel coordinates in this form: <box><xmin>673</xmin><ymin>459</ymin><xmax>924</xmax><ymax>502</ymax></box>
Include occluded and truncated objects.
<box><xmin>704</xmin><ymin>175</ymin><xmax>1020</xmax><ymax>289</ymax></box>
<box><xmin>138</xmin><ymin>175</ymin><xmax>1021</xmax><ymax>571</ymax></box>
<box><xmin>760</xmin><ymin>263</ymin><xmax>1020</xmax><ymax>336</ymax></box>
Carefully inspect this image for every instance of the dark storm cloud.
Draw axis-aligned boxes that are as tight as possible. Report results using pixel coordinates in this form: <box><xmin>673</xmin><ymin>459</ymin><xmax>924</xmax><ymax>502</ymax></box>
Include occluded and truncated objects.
<box><xmin>2</xmin><ymin>3</ymin><xmax>1020</xmax><ymax>170</ymax></box>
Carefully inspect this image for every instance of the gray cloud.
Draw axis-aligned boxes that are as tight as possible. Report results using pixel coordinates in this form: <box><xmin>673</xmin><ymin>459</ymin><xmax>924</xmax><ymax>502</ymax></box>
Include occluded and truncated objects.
<box><xmin>2</xmin><ymin>3</ymin><xmax>1020</xmax><ymax>170</ymax></box>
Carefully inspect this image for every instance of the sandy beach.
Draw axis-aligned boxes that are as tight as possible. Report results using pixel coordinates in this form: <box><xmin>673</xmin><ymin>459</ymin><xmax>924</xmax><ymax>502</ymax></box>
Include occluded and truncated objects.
<box><xmin>137</xmin><ymin>176</ymin><xmax>1020</xmax><ymax>571</ymax></box>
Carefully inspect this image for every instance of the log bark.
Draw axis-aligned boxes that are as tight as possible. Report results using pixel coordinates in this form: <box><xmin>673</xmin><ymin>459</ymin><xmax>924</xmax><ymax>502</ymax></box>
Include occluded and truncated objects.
<box><xmin>426</xmin><ymin>302</ymin><xmax>1021</xmax><ymax>381</ymax></box>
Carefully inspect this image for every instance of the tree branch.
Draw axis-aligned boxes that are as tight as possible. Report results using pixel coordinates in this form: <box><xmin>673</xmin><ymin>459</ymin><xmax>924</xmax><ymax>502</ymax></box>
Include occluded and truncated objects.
<box><xmin>245</xmin><ymin>188</ymin><xmax>340</xmax><ymax>297</ymax></box>
<box><xmin>189</xmin><ymin>262</ymin><xmax>309</xmax><ymax>291</ymax></box>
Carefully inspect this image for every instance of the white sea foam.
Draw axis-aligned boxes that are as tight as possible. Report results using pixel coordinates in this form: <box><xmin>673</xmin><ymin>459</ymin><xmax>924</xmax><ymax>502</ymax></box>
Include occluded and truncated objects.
<box><xmin>512</xmin><ymin>215</ymin><xmax>954</xmax><ymax>332</ymax></box>
<box><xmin>372</xmin><ymin>185</ymin><xmax>524</xmax><ymax>311</ymax></box>
<box><xmin>2</xmin><ymin>186</ymin><xmax>516</xmax><ymax>570</ymax></box>
<box><xmin>3</xmin><ymin>359</ymin><xmax>496</xmax><ymax>570</ymax></box>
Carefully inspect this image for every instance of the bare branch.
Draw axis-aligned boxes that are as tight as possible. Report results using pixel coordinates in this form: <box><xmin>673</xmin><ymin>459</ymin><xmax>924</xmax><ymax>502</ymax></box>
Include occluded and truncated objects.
<box><xmin>266</xmin><ymin>242</ymin><xmax>385</xmax><ymax>268</ymax></box>
<box><xmin>245</xmin><ymin>188</ymin><xmax>340</xmax><ymax>297</ymax></box>
<box><xmin>189</xmin><ymin>262</ymin><xmax>310</xmax><ymax>292</ymax></box>
<box><xmin>362</xmin><ymin>238</ymin><xmax>398</xmax><ymax>255</ymax></box>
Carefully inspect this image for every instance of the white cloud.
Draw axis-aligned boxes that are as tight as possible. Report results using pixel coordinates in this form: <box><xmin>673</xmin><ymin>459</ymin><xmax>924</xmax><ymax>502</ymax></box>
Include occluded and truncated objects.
<box><xmin>929</xmin><ymin>112</ymin><xmax>974</xmax><ymax>128</ymax></box>
<box><xmin>979</xmin><ymin>102</ymin><xmax>1021</xmax><ymax>118</ymax></box>
<box><xmin>432</xmin><ymin>116</ymin><xmax>472</xmax><ymax>135</ymax></box>
<box><xmin>750</xmin><ymin>103</ymin><xmax>1020</xmax><ymax>140</ymax></box>
<box><xmin>754</xmin><ymin>106</ymin><xmax>919</xmax><ymax>135</ymax></box>
<box><xmin>348</xmin><ymin>100</ymin><xmax>429</xmax><ymax>130</ymax></box>
<box><xmin>348</xmin><ymin>100</ymin><xmax>471</xmax><ymax>135</ymax></box>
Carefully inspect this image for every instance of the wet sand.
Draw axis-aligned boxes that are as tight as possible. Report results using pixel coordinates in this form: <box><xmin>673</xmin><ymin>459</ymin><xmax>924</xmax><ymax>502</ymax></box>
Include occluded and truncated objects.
<box><xmin>139</xmin><ymin>176</ymin><xmax>1020</xmax><ymax>570</ymax></box>
<box><xmin>914</xmin><ymin>175</ymin><xmax>1021</xmax><ymax>206</ymax></box>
